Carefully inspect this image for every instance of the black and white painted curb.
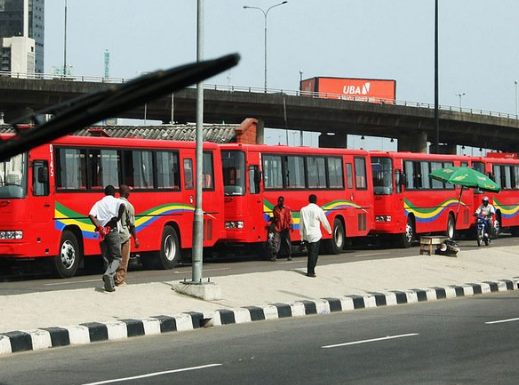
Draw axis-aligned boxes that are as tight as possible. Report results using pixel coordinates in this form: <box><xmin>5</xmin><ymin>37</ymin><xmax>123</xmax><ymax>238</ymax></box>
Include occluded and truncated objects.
<box><xmin>1</xmin><ymin>278</ymin><xmax>518</xmax><ymax>356</ymax></box>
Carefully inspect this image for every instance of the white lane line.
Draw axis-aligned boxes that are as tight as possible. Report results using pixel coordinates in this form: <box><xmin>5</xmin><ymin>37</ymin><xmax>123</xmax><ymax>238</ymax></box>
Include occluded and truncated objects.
<box><xmin>359</xmin><ymin>252</ymin><xmax>391</xmax><ymax>257</ymax></box>
<box><xmin>322</xmin><ymin>333</ymin><xmax>419</xmax><ymax>349</ymax></box>
<box><xmin>485</xmin><ymin>318</ymin><xmax>519</xmax><ymax>325</ymax></box>
<box><xmin>81</xmin><ymin>363</ymin><xmax>222</xmax><ymax>385</ymax></box>
<box><xmin>45</xmin><ymin>279</ymin><xmax>99</xmax><ymax>286</ymax></box>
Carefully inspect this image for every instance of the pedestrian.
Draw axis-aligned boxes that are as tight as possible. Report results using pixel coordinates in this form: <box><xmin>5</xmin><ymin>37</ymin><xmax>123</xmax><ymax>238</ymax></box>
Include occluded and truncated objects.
<box><xmin>270</xmin><ymin>196</ymin><xmax>294</xmax><ymax>261</ymax></box>
<box><xmin>115</xmin><ymin>184</ymin><xmax>139</xmax><ymax>287</ymax></box>
<box><xmin>88</xmin><ymin>185</ymin><xmax>125</xmax><ymax>292</ymax></box>
<box><xmin>299</xmin><ymin>194</ymin><xmax>332</xmax><ymax>277</ymax></box>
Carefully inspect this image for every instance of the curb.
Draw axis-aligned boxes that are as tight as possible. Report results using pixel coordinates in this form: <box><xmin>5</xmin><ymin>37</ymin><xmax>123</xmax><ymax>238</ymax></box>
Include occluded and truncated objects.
<box><xmin>1</xmin><ymin>278</ymin><xmax>518</xmax><ymax>356</ymax></box>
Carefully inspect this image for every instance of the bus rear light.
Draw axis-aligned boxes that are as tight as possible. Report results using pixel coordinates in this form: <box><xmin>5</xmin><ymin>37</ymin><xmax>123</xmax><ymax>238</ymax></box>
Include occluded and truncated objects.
<box><xmin>375</xmin><ymin>216</ymin><xmax>392</xmax><ymax>222</ymax></box>
<box><xmin>0</xmin><ymin>230</ymin><xmax>23</xmax><ymax>240</ymax></box>
<box><xmin>225</xmin><ymin>221</ymin><xmax>244</xmax><ymax>229</ymax></box>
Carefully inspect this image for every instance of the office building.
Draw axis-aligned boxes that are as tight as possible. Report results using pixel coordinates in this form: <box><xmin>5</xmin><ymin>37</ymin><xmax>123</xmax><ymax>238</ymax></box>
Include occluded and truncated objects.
<box><xmin>0</xmin><ymin>0</ymin><xmax>44</xmax><ymax>73</ymax></box>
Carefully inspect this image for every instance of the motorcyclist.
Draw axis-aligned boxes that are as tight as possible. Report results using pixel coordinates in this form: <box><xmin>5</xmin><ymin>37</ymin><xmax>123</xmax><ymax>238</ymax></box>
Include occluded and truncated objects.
<box><xmin>475</xmin><ymin>196</ymin><xmax>496</xmax><ymax>238</ymax></box>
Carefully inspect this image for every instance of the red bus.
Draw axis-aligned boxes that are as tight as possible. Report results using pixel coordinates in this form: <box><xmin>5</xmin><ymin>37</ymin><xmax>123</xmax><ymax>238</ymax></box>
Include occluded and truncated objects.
<box><xmin>0</xmin><ymin>134</ymin><xmax>224</xmax><ymax>278</ymax></box>
<box><xmin>218</xmin><ymin>144</ymin><xmax>374</xmax><ymax>256</ymax></box>
<box><xmin>369</xmin><ymin>151</ymin><xmax>475</xmax><ymax>247</ymax></box>
<box><xmin>477</xmin><ymin>153</ymin><xmax>519</xmax><ymax>236</ymax></box>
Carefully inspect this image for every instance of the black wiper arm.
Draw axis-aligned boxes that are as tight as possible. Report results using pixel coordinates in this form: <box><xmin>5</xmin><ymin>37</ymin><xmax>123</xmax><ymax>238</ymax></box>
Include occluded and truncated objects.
<box><xmin>0</xmin><ymin>53</ymin><xmax>240</xmax><ymax>161</ymax></box>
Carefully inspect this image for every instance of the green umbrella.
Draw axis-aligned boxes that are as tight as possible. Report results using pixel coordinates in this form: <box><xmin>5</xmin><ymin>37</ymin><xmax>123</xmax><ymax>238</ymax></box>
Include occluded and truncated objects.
<box><xmin>429</xmin><ymin>166</ymin><xmax>501</xmax><ymax>192</ymax></box>
<box><xmin>429</xmin><ymin>166</ymin><xmax>501</xmax><ymax>231</ymax></box>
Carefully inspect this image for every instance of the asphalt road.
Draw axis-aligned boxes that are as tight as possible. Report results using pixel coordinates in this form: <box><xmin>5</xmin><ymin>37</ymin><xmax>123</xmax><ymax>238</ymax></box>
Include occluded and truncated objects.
<box><xmin>2</xmin><ymin>234</ymin><xmax>519</xmax><ymax>295</ymax></box>
<box><xmin>1</xmin><ymin>291</ymin><xmax>518</xmax><ymax>385</ymax></box>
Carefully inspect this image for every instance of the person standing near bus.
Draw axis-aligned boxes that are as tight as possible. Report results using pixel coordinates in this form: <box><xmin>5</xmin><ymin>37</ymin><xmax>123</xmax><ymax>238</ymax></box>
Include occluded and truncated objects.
<box><xmin>115</xmin><ymin>184</ymin><xmax>139</xmax><ymax>287</ymax></box>
<box><xmin>270</xmin><ymin>196</ymin><xmax>294</xmax><ymax>261</ymax></box>
<box><xmin>88</xmin><ymin>185</ymin><xmax>125</xmax><ymax>292</ymax></box>
<box><xmin>299</xmin><ymin>194</ymin><xmax>332</xmax><ymax>277</ymax></box>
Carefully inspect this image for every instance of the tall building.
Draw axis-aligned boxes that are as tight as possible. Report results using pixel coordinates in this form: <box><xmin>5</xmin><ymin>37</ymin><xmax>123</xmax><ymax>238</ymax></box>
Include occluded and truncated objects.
<box><xmin>0</xmin><ymin>0</ymin><xmax>44</xmax><ymax>73</ymax></box>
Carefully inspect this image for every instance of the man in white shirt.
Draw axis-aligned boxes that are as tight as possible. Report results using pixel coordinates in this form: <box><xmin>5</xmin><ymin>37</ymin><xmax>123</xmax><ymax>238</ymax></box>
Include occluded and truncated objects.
<box><xmin>89</xmin><ymin>185</ymin><xmax>125</xmax><ymax>292</ymax></box>
<box><xmin>299</xmin><ymin>194</ymin><xmax>332</xmax><ymax>277</ymax></box>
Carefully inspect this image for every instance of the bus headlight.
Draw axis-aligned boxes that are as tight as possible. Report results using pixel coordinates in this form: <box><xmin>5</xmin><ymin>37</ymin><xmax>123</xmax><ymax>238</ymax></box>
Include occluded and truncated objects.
<box><xmin>0</xmin><ymin>230</ymin><xmax>23</xmax><ymax>240</ymax></box>
<box><xmin>225</xmin><ymin>221</ymin><xmax>244</xmax><ymax>229</ymax></box>
<box><xmin>375</xmin><ymin>216</ymin><xmax>392</xmax><ymax>222</ymax></box>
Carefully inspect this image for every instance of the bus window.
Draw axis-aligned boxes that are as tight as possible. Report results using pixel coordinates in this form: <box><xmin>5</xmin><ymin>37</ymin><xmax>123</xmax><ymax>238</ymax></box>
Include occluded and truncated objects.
<box><xmin>156</xmin><ymin>151</ymin><xmax>180</xmax><ymax>189</ymax></box>
<box><xmin>202</xmin><ymin>152</ymin><xmax>214</xmax><ymax>190</ymax></box>
<box><xmin>126</xmin><ymin>150</ymin><xmax>153</xmax><ymax>189</ymax></box>
<box><xmin>430</xmin><ymin>162</ymin><xmax>444</xmax><ymax>189</ymax></box>
<box><xmin>222</xmin><ymin>150</ymin><xmax>245</xmax><ymax>195</ymax></box>
<box><xmin>249</xmin><ymin>165</ymin><xmax>260</xmax><ymax>194</ymax></box>
<box><xmin>89</xmin><ymin>149</ymin><xmax>120</xmax><ymax>190</ymax></box>
<box><xmin>263</xmin><ymin>154</ymin><xmax>283</xmax><ymax>189</ymax></box>
<box><xmin>0</xmin><ymin>152</ymin><xmax>27</xmax><ymax>198</ymax></box>
<box><xmin>56</xmin><ymin>148</ymin><xmax>87</xmax><ymax>190</ymax></box>
<box><xmin>371</xmin><ymin>157</ymin><xmax>392</xmax><ymax>195</ymax></box>
<box><xmin>345</xmin><ymin>163</ymin><xmax>353</xmax><ymax>189</ymax></box>
<box><xmin>33</xmin><ymin>160</ymin><xmax>49</xmax><ymax>196</ymax></box>
<box><xmin>328</xmin><ymin>157</ymin><xmax>344</xmax><ymax>189</ymax></box>
<box><xmin>420</xmin><ymin>162</ymin><xmax>430</xmax><ymax>189</ymax></box>
<box><xmin>307</xmin><ymin>156</ymin><xmax>326</xmax><ymax>188</ymax></box>
<box><xmin>286</xmin><ymin>155</ymin><xmax>305</xmax><ymax>189</ymax></box>
<box><xmin>184</xmin><ymin>158</ymin><xmax>194</xmax><ymax>190</ymax></box>
<box><xmin>354</xmin><ymin>157</ymin><xmax>367</xmax><ymax>190</ymax></box>
<box><xmin>513</xmin><ymin>166</ymin><xmax>519</xmax><ymax>189</ymax></box>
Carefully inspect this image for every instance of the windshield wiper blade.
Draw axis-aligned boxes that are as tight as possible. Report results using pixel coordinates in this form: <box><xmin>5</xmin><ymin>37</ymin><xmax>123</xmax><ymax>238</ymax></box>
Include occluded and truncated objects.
<box><xmin>0</xmin><ymin>53</ymin><xmax>240</xmax><ymax>161</ymax></box>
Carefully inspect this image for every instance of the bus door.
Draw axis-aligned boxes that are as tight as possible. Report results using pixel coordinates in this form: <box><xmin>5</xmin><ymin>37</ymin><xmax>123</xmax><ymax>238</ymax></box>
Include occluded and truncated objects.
<box><xmin>201</xmin><ymin>151</ymin><xmax>220</xmax><ymax>244</ymax></box>
<box><xmin>352</xmin><ymin>156</ymin><xmax>371</xmax><ymax>235</ymax></box>
<box><xmin>30</xmin><ymin>160</ymin><xmax>53</xmax><ymax>256</ymax></box>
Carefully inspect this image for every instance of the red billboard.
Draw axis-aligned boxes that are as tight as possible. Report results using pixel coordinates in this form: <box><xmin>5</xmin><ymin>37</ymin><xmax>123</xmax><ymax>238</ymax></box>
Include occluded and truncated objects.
<box><xmin>300</xmin><ymin>77</ymin><xmax>396</xmax><ymax>103</ymax></box>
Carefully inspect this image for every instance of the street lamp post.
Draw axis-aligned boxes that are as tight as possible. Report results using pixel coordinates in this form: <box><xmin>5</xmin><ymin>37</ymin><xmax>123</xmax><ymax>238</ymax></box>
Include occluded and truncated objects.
<box><xmin>244</xmin><ymin>1</ymin><xmax>288</xmax><ymax>92</ymax></box>
<box><xmin>434</xmin><ymin>0</ymin><xmax>439</xmax><ymax>154</ymax></box>
<box><xmin>515</xmin><ymin>80</ymin><xmax>518</xmax><ymax>116</ymax></box>
<box><xmin>455</xmin><ymin>92</ymin><xmax>465</xmax><ymax>109</ymax></box>
<box><xmin>63</xmin><ymin>0</ymin><xmax>68</xmax><ymax>77</ymax></box>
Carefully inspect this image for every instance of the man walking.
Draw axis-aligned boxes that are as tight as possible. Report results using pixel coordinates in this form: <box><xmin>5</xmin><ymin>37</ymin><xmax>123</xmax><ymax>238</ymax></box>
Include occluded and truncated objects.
<box><xmin>299</xmin><ymin>194</ymin><xmax>332</xmax><ymax>277</ymax></box>
<box><xmin>115</xmin><ymin>184</ymin><xmax>139</xmax><ymax>287</ymax></box>
<box><xmin>270</xmin><ymin>196</ymin><xmax>294</xmax><ymax>261</ymax></box>
<box><xmin>89</xmin><ymin>185</ymin><xmax>125</xmax><ymax>292</ymax></box>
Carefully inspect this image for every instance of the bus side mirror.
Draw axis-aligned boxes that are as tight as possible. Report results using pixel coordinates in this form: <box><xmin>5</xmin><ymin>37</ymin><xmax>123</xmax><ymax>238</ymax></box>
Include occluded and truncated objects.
<box><xmin>38</xmin><ymin>167</ymin><xmax>49</xmax><ymax>183</ymax></box>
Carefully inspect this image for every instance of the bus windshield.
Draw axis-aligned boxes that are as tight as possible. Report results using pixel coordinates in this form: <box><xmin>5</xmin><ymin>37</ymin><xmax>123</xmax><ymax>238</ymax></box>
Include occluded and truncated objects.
<box><xmin>0</xmin><ymin>153</ymin><xmax>27</xmax><ymax>198</ymax></box>
<box><xmin>222</xmin><ymin>150</ymin><xmax>246</xmax><ymax>195</ymax></box>
<box><xmin>371</xmin><ymin>156</ymin><xmax>393</xmax><ymax>195</ymax></box>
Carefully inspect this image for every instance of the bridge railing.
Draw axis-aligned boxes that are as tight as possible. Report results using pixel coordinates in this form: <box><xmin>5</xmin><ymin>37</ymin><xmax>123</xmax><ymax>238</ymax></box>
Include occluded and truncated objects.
<box><xmin>1</xmin><ymin>70</ymin><xmax>517</xmax><ymax>120</ymax></box>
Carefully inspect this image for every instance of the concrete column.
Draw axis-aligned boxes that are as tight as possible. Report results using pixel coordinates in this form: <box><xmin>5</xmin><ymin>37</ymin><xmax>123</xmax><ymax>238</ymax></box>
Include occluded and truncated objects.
<box><xmin>318</xmin><ymin>132</ymin><xmax>347</xmax><ymax>148</ymax></box>
<box><xmin>398</xmin><ymin>131</ymin><xmax>428</xmax><ymax>153</ymax></box>
<box><xmin>256</xmin><ymin>119</ymin><xmax>265</xmax><ymax>144</ymax></box>
<box><xmin>3</xmin><ymin>108</ymin><xmax>34</xmax><ymax>124</ymax></box>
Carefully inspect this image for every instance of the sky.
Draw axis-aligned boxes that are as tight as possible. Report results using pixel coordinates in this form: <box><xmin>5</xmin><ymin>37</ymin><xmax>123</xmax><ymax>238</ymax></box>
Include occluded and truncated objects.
<box><xmin>43</xmin><ymin>0</ymin><xmax>519</xmax><ymax>150</ymax></box>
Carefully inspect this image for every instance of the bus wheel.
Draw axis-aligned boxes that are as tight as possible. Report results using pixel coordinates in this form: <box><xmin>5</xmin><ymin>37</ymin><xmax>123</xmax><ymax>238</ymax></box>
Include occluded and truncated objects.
<box><xmin>325</xmin><ymin>218</ymin><xmax>345</xmax><ymax>254</ymax></box>
<box><xmin>51</xmin><ymin>231</ymin><xmax>81</xmax><ymax>278</ymax></box>
<box><xmin>157</xmin><ymin>226</ymin><xmax>180</xmax><ymax>269</ymax></box>
<box><xmin>446</xmin><ymin>214</ymin><xmax>455</xmax><ymax>239</ymax></box>
<box><xmin>395</xmin><ymin>217</ymin><xmax>414</xmax><ymax>248</ymax></box>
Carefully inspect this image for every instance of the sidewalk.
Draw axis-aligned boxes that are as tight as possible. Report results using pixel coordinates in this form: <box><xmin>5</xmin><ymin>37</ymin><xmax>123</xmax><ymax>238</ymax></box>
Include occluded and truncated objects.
<box><xmin>1</xmin><ymin>245</ymin><xmax>519</xmax><ymax>355</ymax></box>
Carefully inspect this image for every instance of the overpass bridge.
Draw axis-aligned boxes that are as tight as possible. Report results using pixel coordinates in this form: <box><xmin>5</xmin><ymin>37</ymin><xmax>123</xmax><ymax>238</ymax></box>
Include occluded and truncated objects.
<box><xmin>1</xmin><ymin>73</ymin><xmax>519</xmax><ymax>153</ymax></box>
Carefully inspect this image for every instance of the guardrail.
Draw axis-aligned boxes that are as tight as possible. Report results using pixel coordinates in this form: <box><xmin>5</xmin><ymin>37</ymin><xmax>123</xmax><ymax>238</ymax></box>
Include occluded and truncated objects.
<box><xmin>1</xmin><ymin>70</ymin><xmax>518</xmax><ymax>120</ymax></box>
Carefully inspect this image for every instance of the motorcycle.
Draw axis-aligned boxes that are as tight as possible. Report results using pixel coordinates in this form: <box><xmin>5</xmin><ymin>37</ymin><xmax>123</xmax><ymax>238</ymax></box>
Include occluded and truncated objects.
<box><xmin>476</xmin><ymin>215</ymin><xmax>491</xmax><ymax>247</ymax></box>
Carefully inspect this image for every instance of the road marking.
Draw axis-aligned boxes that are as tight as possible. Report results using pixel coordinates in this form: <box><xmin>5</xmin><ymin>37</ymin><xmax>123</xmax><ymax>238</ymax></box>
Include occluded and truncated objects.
<box><xmin>321</xmin><ymin>333</ymin><xmax>419</xmax><ymax>349</ymax></box>
<box><xmin>45</xmin><ymin>279</ymin><xmax>99</xmax><ymax>286</ymax></box>
<box><xmin>175</xmin><ymin>268</ymin><xmax>230</xmax><ymax>274</ymax></box>
<box><xmin>359</xmin><ymin>252</ymin><xmax>391</xmax><ymax>257</ymax></box>
<box><xmin>485</xmin><ymin>317</ymin><xmax>519</xmax><ymax>325</ymax></box>
<box><xmin>81</xmin><ymin>363</ymin><xmax>222</xmax><ymax>385</ymax></box>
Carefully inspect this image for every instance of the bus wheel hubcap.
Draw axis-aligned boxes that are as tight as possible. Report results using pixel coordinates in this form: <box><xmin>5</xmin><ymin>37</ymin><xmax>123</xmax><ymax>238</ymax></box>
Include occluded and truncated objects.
<box><xmin>60</xmin><ymin>241</ymin><xmax>75</xmax><ymax>269</ymax></box>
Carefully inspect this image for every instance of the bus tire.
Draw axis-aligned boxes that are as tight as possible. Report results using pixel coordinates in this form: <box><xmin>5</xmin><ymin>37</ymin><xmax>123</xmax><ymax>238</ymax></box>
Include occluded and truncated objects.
<box><xmin>395</xmin><ymin>216</ymin><xmax>414</xmax><ymax>248</ymax></box>
<box><xmin>325</xmin><ymin>218</ymin><xmax>345</xmax><ymax>254</ymax></box>
<box><xmin>157</xmin><ymin>226</ymin><xmax>180</xmax><ymax>269</ymax></box>
<box><xmin>446</xmin><ymin>214</ymin><xmax>455</xmax><ymax>239</ymax></box>
<box><xmin>51</xmin><ymin>230</ymin><xmax>81</xmax><ymax>278</ymax></box>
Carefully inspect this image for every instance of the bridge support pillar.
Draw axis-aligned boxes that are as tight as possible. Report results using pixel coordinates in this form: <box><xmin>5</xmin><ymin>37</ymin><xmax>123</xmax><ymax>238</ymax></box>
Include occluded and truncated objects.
<box><xmin>398</xmin><ymin>131</ymin><xmax>428</xmax><ymax>153</ymax></box>
<box><xmin>3</xmin><ymin>108</ymin><xmax>34</xmax><ymax>124</ymax></box>
<box><xmin>256</xmin><ymin>120</ymin><xmax>265</xmax><ymax>144</ymax></box>
<box><xmin>318</xmin><ymin>132</ymin><xmax>347</xmax><ymax>148</ymax></box>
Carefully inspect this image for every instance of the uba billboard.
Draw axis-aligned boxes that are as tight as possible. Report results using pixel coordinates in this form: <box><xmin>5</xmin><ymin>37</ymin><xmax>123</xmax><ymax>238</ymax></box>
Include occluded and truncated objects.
<box><xmin>300</xmin><ymin>77</ymin><xmax>396</xmax><ymax>103</ymax></box>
